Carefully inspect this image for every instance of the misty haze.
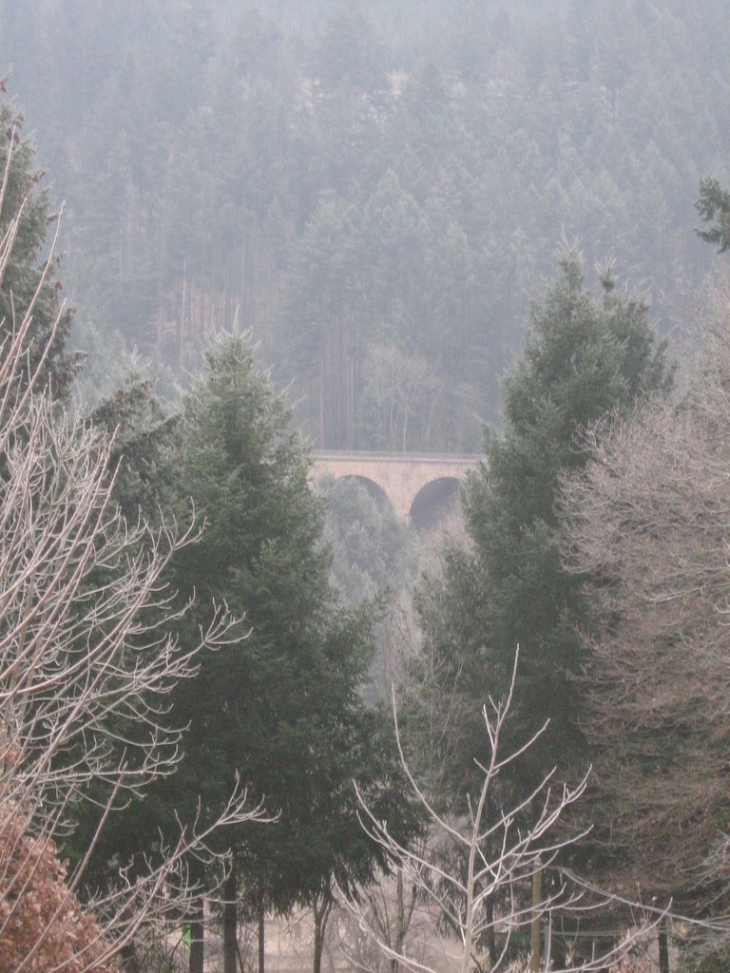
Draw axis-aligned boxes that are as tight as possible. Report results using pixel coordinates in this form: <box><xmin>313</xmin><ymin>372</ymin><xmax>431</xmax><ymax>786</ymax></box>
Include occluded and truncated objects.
<box><xmin>0</xmin><ymin>3</ymin><xmax>728</xmax><ymax>973</ymax></box>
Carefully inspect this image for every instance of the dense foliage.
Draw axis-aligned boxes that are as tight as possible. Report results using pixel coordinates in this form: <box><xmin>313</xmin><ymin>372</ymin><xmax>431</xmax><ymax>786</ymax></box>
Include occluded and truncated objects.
<box><xmin>0</xmin><ymin>83</ymin><xmax>414</xmax><ymax>972</ymax></box>
<box><xmin>1</xmin><ymin>0</ymin><xmax>726</xmax><ymax>447</ymax></box>
<box><xmin>7</xmin><ymin>3</ymin><xmax>730</xmax><ymax>969</ymax></box>
<box><xmin>153</xmin><ymin>332</ymin><xmax>418</xmax><ymax>973</ymax></box>
<box><xmin>562</xmin><ymin>331</ymin><xmax>730</xmax><ymax>918</ymax></box>
<box><xmin>0</xmin><ymin>89</ymin><xmax>78</xmax><ymax>397</ymax></box>
<box><xmin>0</xmin><ymin>102</ymin><xmax>268</xmax><ymax>972</ymax></box>
<box><xmin>416</xmin><ymin>254</ymin><xmax>673</xmax><ymax>801</ymax></box>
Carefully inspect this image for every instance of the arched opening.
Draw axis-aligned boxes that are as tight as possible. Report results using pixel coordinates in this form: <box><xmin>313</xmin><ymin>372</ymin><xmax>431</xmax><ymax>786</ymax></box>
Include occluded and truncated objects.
<box><xmin>339</xmin><ymin>475</ymin><xmax>393</xmax><ymax>515</ymax></box>
<box><xmin>409</xmin><ymin>477</ymin><xmax>461</xmax><ymax>531</ymax></box>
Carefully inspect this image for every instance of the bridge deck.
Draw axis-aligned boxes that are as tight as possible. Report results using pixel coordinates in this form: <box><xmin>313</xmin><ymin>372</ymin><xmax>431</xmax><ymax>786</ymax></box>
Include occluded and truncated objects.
<box><xmin>314</xmin><ymin>451</ymin><xmax>482</xmax><ymax>464</ymax></box>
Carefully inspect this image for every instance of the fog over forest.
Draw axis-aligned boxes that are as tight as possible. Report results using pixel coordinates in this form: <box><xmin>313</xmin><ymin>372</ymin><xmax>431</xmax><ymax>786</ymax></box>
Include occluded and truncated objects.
<box><xmin>2</xmin><ymin>0</ymin><xmax>726</xmax><ymax>449</ymax></box>
<box><xmin>3</xmin><ymin>4</ymin><xmax>730</xmax><ymax>973</ymax></box>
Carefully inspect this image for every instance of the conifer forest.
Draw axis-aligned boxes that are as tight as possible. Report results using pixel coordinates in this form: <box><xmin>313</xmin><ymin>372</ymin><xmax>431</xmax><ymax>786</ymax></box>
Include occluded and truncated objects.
<box><xmin>1</xmin><ymin>2</ymin><xmax>730</xmax><ymax>972</ymax></box>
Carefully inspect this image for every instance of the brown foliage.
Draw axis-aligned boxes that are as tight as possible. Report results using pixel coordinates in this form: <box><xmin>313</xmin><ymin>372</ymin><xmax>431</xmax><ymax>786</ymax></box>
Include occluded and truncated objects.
<box><xmin>0</xmin><ymin>804</ymin><xmax>118</xmax><ymax>973</ymax></box>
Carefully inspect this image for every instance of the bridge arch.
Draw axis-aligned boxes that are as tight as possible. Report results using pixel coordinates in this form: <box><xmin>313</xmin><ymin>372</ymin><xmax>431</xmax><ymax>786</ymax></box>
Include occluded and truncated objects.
<box><xmin>338</xmin><ymin>475</ymin><xmax>393</xmax><ymax>515</ymax></box>
<box><xmin>410</xmin><ymin>477</ymin><xmax>462</xmax><ymax>531</ymax></box>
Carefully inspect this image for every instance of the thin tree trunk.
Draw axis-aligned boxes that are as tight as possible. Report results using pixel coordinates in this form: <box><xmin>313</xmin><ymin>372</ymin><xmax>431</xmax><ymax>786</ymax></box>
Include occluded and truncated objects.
<box><xmin>386</xmin><ymin>867</ymin><xmax>406</xmax><ymax>973</ymax></box>
<box><xmin>391</xmin><ymin>867</ymin><xmax>404</xmax><ymax>973</ymax></box>
<box><xmin>658</xmin><ymin>917</ymin><xmax>670</xmax><ymax>973</ymax></box>
<box><xmin>180</xmin><ymin>258</ymin><xmax>187</xmax><ymax>374</ymax></box>
<box><xmin>258</xmin><ymin>892</ymin><xmax>266</xmax><ymax>973</ymax></box>
<box><xmin>319</xmin><ymin>359</ymin><xmax>325</xmax><ymax>448</ymax></box>
<box><xmin>313</xmin><ymin>916</ymin><xmax>325</xmax><ymax>973</ymax></box>
<box><xmin>312</xmin><ymin>892</ymin><xmax>333</xmax><ymax>973</ymax></box>
<box><xmin>485</xmin><ymin>896</ymin><xmax>497</xmax><ymax>969</ymax></box>
<box><xmin>189</xmin><ymin>896</ymin><xmax>205</xmax><ymax>973</ymax></box>
<box><xmin>223</xmin><ymin>868</ymin><xmax>238</xmax><ymax>973</ymax></box>
<box><xmin>187</xmin><ymin>854</ymin><xmax>205</xmax><ymax>973</ymax></box>
<box><xmin>529</xmin><ymin>862</ymin><xmax>543</xmax><ymax>972</ymax></box>
<box><xmin>189</xmin><ymin>901</ymin><xmax>205</xmax><ymax>973</ymax></box>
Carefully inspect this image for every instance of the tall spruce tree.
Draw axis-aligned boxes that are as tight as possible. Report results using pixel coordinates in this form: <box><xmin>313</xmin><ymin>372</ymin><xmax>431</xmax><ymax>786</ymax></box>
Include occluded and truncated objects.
<box><xmin>416</xmin><ymin>253</ymin><xmax>673</xmax><ymax>799</ymax></box>
<box><xmin>165</xmin><ymin>332</ymin><xmax>415</xmax><ymax>973</ymax></box>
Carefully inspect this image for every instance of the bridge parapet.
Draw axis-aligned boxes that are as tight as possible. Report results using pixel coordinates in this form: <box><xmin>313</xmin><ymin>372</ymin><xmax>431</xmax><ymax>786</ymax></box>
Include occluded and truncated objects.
<box><xmin>311</xmin><ymin>451</ymin><xmax>482</xmax><ymax>522</ymax></box>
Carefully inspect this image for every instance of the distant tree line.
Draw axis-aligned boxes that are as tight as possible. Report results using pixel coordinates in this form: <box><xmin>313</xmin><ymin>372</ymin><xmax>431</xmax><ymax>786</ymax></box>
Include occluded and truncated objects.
<box><xmin>1</xmin><ymin>0</ymin><xmax>728</xmax><ymax>450</ymax></box>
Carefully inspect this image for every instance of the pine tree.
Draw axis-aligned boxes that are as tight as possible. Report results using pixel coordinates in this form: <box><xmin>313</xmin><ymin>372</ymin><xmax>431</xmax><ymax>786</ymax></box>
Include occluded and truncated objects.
<box><xmin>417</xmin><ymin>253</ymin><xmax>673</xmax><ymax>799</ymax></box>
<box><xmin>165</xmin><ymin>332</ymin><xmax>415</xmax><ymax>973</ymax></box>
<box><xmin>695</xmin><ymin>176</ymin><xmax>730</xmax><ymax>252</ymax></box>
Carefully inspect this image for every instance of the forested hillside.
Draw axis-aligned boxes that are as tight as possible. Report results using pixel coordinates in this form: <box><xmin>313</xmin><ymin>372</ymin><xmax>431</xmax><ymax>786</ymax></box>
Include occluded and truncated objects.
<box><xmin>1</xmin><ymin>0</ymin><xmax>726</xmax><ymax>449</ymax></box>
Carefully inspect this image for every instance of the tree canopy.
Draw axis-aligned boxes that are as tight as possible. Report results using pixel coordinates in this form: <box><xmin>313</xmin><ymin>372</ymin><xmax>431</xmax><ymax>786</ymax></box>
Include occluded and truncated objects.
<box><xmin>2</xmin><ymin>0</ymin><xmax>725</xmax><ymax>444</ymax></box>
<box><xmin>0</xmin><ymin>89</ymin><xmax>79</xmax><ymax>397</ymax></box>
<box><xmin>159</xmin><ymin>332</ymin><xmax>419</xmax><ymax>973</ymax></box>
<box><xmin>416</xmin><ymin>254</ymin><xmax>673</xmax><ymax>800</ymax></box>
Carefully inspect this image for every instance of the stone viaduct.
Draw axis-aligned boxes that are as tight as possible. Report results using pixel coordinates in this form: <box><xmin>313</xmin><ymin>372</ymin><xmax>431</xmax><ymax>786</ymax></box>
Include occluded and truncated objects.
<box><xmin>311</xmin><ymin>451</ymin><xmax>482</xmax><ymax>526</ymax></box>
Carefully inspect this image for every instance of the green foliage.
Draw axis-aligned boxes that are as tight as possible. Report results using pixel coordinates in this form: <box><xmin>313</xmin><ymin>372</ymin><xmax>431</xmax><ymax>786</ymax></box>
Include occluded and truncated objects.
<box><xmin>695</xmin><ymin>177</ymin><xmax>730</xmax><ymax>253</ymax></box>
<box><xmin>321</xmin><ymin>474</ymin><xmax>411</xmax><ymax>606</ymax></box>
<box><xmin>89</xmin><ymin>373</ymin><xmax>178</xmax><ymax>522</ymax></box>
<box><xmin>164</xmin><ymin>332</ymin><xmax>418</xmax><ymax>916</ymax></box>
<box><xmin>316</xmin><ymin>2</ymin><xmax>390</xmax><ymax>96</ymax></box>
<box><xmin>416</xmin><ymin>253</ymin><xmax>673</xmax><ymax>798</ymax></box>
<box><xmin>3</xmin><ymin>0</ymin><xmax>725</xmax><ymax>447</ymax></box>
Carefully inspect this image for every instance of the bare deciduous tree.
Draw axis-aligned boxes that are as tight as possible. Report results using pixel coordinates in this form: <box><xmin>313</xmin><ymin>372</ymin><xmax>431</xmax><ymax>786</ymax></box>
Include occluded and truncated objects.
<box><xmin>339</xmin><ymin>651</ymin><xmax>653</xmax><ymax>973</ymax></box>
<box><xmin>561</xmin><ymin>310</ymin><xmax>730</xmax><ymax>933</ymax></box>
<box><xmin>360</xmin><ymin>344</ymin><xmax>441</xmax><ymax>452</ymax></box>
<box><xmin>0</xmin><ymin>155</ymin><xmax>264</xmax><ymax>970</ymax></box>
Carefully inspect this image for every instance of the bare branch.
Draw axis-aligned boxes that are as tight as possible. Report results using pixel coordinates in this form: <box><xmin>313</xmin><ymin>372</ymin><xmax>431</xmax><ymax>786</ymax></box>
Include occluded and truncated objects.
<box><xmin>339</xmin><ymin>651</ymin><xmax>652</xmax><ymax>973</ymax></box>
<box><xmin>560</xmin><ymin>301</ymin><xmax>730</xmax><ymax>913</ymax></box>
<box><xmin>0</xmin><ymin>136</ymin><xmax>267</xmax><ymax>969</ymax></box>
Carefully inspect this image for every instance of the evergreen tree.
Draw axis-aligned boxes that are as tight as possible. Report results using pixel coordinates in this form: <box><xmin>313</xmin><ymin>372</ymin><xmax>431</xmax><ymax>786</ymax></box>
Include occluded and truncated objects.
<box><xmin>89</xmin><ymin>372</ymin><xmax>179</xmax><ymax>522</ymax></box>
<box><xmin>416</xmin><ymin>253</ymin><xmax>673</xmax><ymax>799</ymax></box>
<box><xmin>695</xmin><ymin>176</ymin><xmax>730</xmax><ymax>253</ymax></box>
<box><xmin>316</xmin><ymin>2</ymin><xmax>389</xmax><ymax>94</ymax></box>
<box><xmin>165</xmin><ymin>332</ymin><xmax>416</xmax><ymax>973</ymax></box>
